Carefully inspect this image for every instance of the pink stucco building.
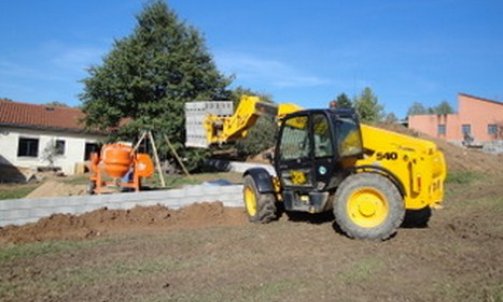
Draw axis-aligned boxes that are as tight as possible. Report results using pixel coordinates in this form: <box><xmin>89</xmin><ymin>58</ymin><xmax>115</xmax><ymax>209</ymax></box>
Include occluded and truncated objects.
<box><xmin>408</xmin><ymin>93</ymin><xmax>503</xmax><ymax>143</ymax></box>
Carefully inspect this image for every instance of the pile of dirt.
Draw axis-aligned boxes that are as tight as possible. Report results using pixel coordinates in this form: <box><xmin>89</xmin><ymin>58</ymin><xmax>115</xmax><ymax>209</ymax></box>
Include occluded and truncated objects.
<box><xmin>26</xmin><ymin>180</ymin><xmax>87</xmax><ymax>198</ymax></box>
<box><xmin>0</xmin><ymin>202</ymin><xmax>247</xmax><ymax>244</ymax></box>
<box><xmin>378</xmin><ymin>123</ymin><xmax>503</xmax><ymax>174</ymax></box>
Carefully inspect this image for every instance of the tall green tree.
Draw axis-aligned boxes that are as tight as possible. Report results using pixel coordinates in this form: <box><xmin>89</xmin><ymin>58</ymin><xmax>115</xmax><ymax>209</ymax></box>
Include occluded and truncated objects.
<box><xmin>383</xmin><ymin>112</ymin><xmax>399</xmax><ymax>123</ymax></box>
<box><xmin>334</xmin><ymin>93</ymin><xmax>353</xmax><ymax>108</ymax></box>
<box><xmin>434</xmin><ymin>101</ymin><xmax>454</xmax><ymax>114</ymax></box>
<box><xmin>407</xmin><ymin>100</ymin><xmax>454</xmax><ymax>116</ymax></box>
<box><xmin>407</xmin><ymin>102</ymin><xmax>428</xmax><ymax>116</ymax></box>
<box><xmin>80</xmin><ymin>1</ymin><xmax>230</xmax><ymax>171</ymax></box>
<box><xmin>353</xmin><ymin>87</ymin><xmax>383</xmax><ymax>123</ymax></box>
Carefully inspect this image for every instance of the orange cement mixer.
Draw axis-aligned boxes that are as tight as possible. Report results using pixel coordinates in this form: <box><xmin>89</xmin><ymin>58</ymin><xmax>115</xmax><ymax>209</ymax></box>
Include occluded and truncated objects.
<box><xmin>88</xmin><ymin>143</ymin><xmax>154</xmax><ymax>194</ymax></box>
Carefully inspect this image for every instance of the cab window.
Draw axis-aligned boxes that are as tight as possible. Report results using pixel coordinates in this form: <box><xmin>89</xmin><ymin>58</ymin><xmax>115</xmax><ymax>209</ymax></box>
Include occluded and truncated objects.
<box><xmin>279</xmin><ymin>115</ymin><xmax>310</xmax><ymax>161</ymax></box>
<box><xmin>334</xmin><ymin>117</ymin><xmax>363</xmax><ymax>157</ymax></box>
<box><xmin>312</xmin><ymin>114</ymin><xmax>334</xmax><ymax>158</ymax></box>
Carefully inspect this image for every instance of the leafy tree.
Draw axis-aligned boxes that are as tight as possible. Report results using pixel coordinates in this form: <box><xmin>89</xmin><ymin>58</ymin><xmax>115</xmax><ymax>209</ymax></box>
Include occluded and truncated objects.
<box><xmin>80</xmin><ymin>1</ymin><xmax>230</xmax><ymax>171</ymax></box>
<box><xmin>353</xmin><ymin>87</ymin><xmax>383</xmax><ymax>123</ymax></box>
<box><xmin>408</xmin><ymin>100</ymin><xmax>454</xmax><ymax>116</ymax></box>
<box><xmin>407</xmin><ymin>102</ymin><xmax>428</xmax><ymax>116</ymax></box>
<box><xmin>383</xmin><ymin>112</ymin><xmax>399</xmax><ymax>123</ymax></box>
<box><xmin>434</xmin><ymin>100</ymin><xmax>454</xmax><ymax>114</ymax></box>
<box><xmin>42</xmin><ymin>140</ymin><xmax>59</xmax><ymax>167</ymax></box>
<box><xmin>334</xmin><ymin>93</ymin><xmax>353</xmax><ymax>108</ymax></box>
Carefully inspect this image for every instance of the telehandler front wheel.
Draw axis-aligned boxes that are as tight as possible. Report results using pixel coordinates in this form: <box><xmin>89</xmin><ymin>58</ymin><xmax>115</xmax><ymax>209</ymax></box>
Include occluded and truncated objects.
<box><xmin>333</xmin><ymin>173</ymin><xmax>405</xmax><ymax>240</ymax></box>
<box><xmin>243</xmin><ymin>175</ymin><xmax>277</xmax><ymax>223</ymax></box>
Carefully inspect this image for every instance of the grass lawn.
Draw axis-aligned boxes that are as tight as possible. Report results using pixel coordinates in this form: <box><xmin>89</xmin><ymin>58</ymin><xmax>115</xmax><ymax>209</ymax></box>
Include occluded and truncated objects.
<box><xmin>0</xmin><ymin>183</ymin><xmax>39</xmax><ymax>200</ymax></box>
<box><xmin>146</xmin><ymin>171</ymin><xmax>243</xmax><ymax>189</ymax></box>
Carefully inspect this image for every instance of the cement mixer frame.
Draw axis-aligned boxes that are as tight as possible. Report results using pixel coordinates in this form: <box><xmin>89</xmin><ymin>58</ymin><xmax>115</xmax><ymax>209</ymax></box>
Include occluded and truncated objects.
<box><xmin>88</xmin><ymin>143</ymin><xmax>155</xmax><ymax>194</ymax></box>
<box><xmin>87</xmin><ymin>130</ymin><xmax>171</xmax><ymax>194</ymax></box>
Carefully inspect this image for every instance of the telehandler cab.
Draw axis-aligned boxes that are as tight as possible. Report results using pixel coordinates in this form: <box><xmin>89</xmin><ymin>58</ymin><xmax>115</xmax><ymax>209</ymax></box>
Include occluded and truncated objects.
<box><xmin>185</xmin><ymin>96</ymin><xmax>446</xmax><ymax>239</ymax></box>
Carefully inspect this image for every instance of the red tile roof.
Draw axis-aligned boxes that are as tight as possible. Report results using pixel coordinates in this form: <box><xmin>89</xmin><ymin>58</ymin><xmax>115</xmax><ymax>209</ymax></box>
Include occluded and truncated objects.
<box><xmin>0</xmin><ymin>99</ymin><xmax>86</xmax><ymax>132</ymax></box>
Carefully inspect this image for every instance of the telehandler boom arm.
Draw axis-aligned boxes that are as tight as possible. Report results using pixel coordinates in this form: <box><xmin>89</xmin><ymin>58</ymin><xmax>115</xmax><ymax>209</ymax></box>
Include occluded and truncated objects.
<box><xmin>201</xmin><ymin>95</ymin><xmax>302</xmax><ymax>145</ymax></box>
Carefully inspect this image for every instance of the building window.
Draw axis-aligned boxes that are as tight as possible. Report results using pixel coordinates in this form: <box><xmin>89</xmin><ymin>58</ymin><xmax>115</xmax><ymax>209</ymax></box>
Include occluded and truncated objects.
<box><xmin>84</xmin><ymin>143</ymin><xmax>100</xmax><ymax>160</ymax></box>
<box><xmin>488</xmin><ymin>124</ymin><xmax>498</xmax><ymax>135</ymax></box>
<box><xmin>461</xmin><ymin>124</ymin><xmax>471</xmax><ymax>135</ymax></box>
<box><xmin>437</xmin><ymin>124</ymin><xmax>446</xmax><ymax>135</ymax></box>
<box><xmin>55</xmin><ymin>140</ymin><xmax>65</xmax><ymax>155</ymax></box>
<box><xmin>17</xmin><ymin>137</ymin><xmax>39</xmax><ymax>157</ymax></box>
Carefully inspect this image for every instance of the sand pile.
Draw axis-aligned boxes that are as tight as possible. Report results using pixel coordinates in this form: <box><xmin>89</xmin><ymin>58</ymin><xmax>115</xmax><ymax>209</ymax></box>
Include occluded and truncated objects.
<box><xmin>26</xmin><ymin>180</ymin><xmax>87</xmax><ymax>198</ymax></box>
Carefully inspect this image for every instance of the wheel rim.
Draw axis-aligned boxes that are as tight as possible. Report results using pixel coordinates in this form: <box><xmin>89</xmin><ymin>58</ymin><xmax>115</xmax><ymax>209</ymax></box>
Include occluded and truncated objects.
<box><xmin>244</xmin><ymin>186</ymin><xmax>257</xmax><ymax>217</ymax></box>
<box><xmin>347</xmin><ymin>187</ymin><xmax>389</xmax><ymax>228</ymax></box>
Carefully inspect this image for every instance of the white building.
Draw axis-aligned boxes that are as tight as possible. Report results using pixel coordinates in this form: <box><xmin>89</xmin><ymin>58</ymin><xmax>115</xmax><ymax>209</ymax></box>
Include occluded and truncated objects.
<box><xmin>0</xmin><ymin>99</ymin><xmax>105</xmax><ymax>180</ymax></box>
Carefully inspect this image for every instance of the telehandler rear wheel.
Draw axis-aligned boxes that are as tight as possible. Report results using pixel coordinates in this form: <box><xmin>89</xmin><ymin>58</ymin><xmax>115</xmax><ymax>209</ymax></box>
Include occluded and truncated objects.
<box><xmin>243</xmin><ymin>175</ymin><xmax>277</xmax><ymax>223</ymax></box>
<box><xmin>333</xmin><ymin>173</ymin><xmax>405</xmax><ymax>240</ymax></box>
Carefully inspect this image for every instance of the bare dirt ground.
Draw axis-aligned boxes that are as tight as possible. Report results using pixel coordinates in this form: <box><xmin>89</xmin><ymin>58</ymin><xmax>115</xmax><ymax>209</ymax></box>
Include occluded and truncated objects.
<box><xmin>1</xmin><ymin>173</ymin><xmax>502</xmax><ymax>301</ymax></box>
<box><xmin>1</xmin><ymin>137</ymin><xmax>503</xmax><ymax>301</ymax></box>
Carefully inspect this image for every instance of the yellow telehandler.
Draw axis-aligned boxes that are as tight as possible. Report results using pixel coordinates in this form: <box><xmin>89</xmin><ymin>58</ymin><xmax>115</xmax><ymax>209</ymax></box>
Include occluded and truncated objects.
<box><xmin>185</xmin><ymin>95</ymin><xmax>446</xmax><ymax>239</ymax></box>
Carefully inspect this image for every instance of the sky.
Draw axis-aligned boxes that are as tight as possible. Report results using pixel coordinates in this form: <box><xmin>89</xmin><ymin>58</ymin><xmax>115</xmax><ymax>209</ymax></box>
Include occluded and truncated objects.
<box><xmin>0</xmin><ymin>0</ymin><xmax>502</xmax><ymax>118</ymax></box>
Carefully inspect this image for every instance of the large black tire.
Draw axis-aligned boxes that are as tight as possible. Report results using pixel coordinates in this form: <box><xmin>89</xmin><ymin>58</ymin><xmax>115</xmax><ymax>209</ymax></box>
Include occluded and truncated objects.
<box><xmin>333</xmin><ymin>173</ymin><xmax>405</xmax><ymax>240</ymax></box>
<box><xmin>243</xmin><ymin>175</ymin><xmax>277</xmax><ymax>223</ymax></box>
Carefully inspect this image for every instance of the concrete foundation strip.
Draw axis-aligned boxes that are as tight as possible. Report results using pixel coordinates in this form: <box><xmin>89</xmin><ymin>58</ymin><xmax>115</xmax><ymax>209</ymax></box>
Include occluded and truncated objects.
<box><xmin>0</xmin><ymin>184</ymin><xmax>244</xmax><ymax>227</ymax></box>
